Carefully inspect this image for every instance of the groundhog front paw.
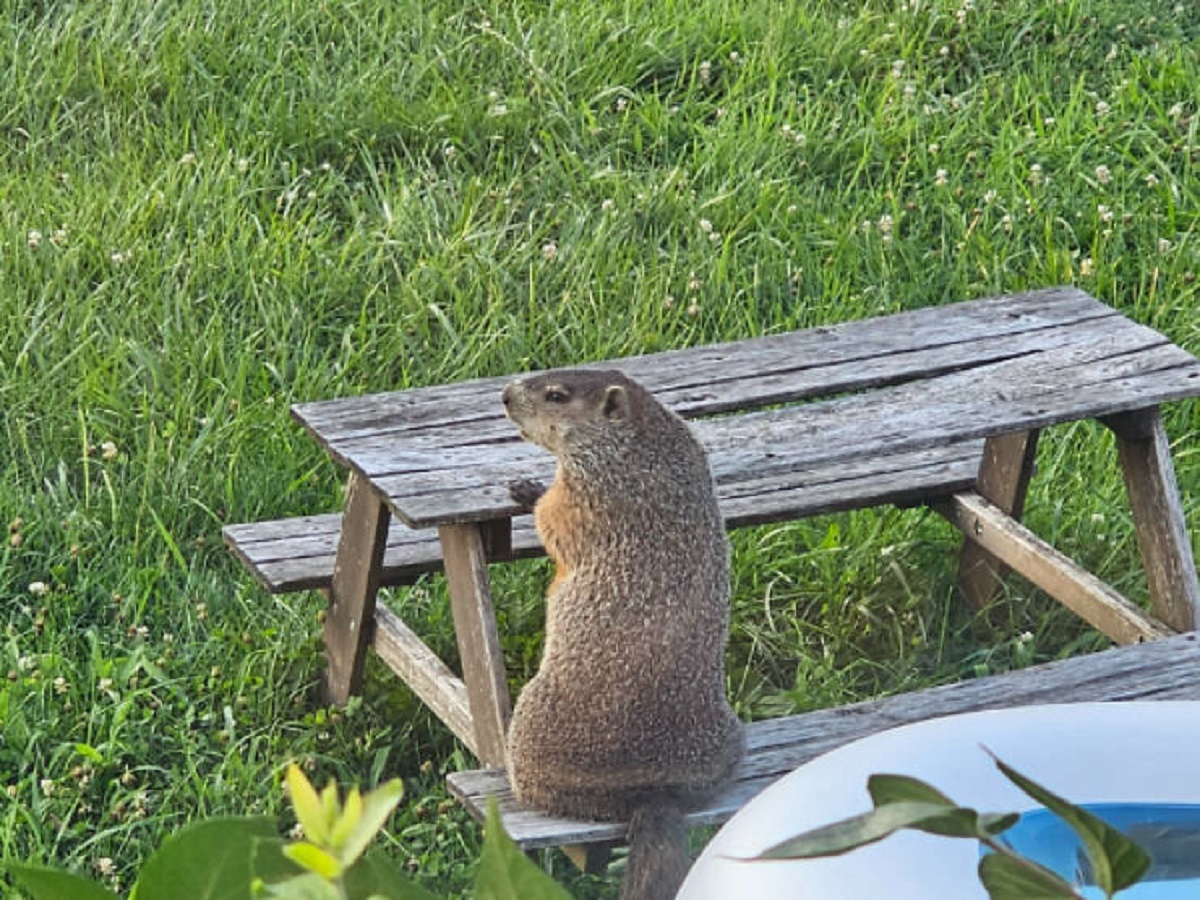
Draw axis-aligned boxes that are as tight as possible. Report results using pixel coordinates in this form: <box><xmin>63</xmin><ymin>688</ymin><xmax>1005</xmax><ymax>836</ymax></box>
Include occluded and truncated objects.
<box><xmin>508</xmin><ymin>478</ymin><xmax>547</xmax><ymax>509</ymax></box>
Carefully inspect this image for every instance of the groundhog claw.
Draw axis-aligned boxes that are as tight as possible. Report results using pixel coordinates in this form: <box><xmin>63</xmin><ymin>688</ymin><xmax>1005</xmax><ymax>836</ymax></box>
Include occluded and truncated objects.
<box><xmin>508</xmin><ymin>478</ymin><xmax>547</xmax><ymax>509</ymax></box>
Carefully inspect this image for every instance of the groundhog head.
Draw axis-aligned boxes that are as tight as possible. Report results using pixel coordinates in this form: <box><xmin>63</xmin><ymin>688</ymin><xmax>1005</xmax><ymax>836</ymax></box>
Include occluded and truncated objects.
<box><xmin>501</xmin><ymin>368</ymin><xmax>641</xmax><ymax>457</ymax></box>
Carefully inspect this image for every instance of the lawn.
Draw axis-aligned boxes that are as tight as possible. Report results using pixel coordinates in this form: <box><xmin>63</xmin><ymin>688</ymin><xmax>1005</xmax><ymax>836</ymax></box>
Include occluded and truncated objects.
<box><xmin>2</xmin><ymin>0</ymin><xmax>1198</xmax><ymax>896</ymax></box>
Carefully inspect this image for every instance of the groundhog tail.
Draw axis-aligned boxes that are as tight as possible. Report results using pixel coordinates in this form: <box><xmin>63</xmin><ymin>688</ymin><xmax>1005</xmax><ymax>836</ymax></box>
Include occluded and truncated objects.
<box><xmin>621</xmin><ymin>798</ymin><xmax>690</xmax><ymax>900</ymax></box>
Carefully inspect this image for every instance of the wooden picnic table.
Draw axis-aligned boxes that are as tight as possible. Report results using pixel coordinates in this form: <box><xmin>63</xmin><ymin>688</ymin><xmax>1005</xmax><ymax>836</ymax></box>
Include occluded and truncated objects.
<box><xmin>225</xmin><ymin>286</ymin><xmax>1200</xmax><ymax>786</ymax></box>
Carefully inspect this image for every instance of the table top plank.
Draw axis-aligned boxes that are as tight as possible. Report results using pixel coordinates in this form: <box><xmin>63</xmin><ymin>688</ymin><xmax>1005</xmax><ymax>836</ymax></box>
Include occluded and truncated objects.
<box><xmin>349</xmin><ymin>326</ymin><xmax>1198</xmax><ymax>527</ymax></box>
<box><xmin>288</xmin><ymin>289</ymin><xmax>1200</xmax><ymax>529</ymax></box>
<box><xmin>292</xmin><ymin>287</ymin><xmax>1114</xmax><ymax>451</ymax></box>
<box><xmin>327</xmin><ymin>305</ymin><xmax>1183</xmax><ymax>476</ymax></box>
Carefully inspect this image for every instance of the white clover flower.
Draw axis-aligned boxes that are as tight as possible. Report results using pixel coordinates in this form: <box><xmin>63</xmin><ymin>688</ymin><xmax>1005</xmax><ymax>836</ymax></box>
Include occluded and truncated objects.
<box><xmin>601</xmin><ymin>198</ymin><xmax>616</xmax><ymax>213</ymax></box>
<box><xmin>1145</xmin><ymin>173</ymin><xmax>1160</xmax><ymax>187</ymax></box>
<box><xmin>699</xmin><ymin>60</ymin><xmax>712</xmax><ymax>85</ymax></box>
<box><xmin>1158</xmin><ymin>238</ymin><xmax>1173</xmax><ymax>253</ymax></box>
<box><xmin>698</xmin><ymin>218</ymin><xmax>713</xmax><ymax>234</ymax></box>
<box><xmin>1094</xmin><ymin>164</ymin><xmax>1112</xmax><ymax>184</ymax></box>
<box><xmin>1097</xmin><ymin>204</ymin><xmax>1114</xmax><ymax>223</ymax></box>
<box><xmin>877</xmin><ymin>213</ymin><xmax>894</xmax><ymax>234</ymax></box>
<box><xmin>934</xmin><ymin>168</ymin><xmax>948</xmax><ymax>187</ymax></box>
<box><xmin>541</xmin><ymin>241</ymin><xmax>558</xmax><ymax>261</ymax></box>
<box><xmin>29</xmin><ymin>581</ymin><xmax>50</xmax><ymax>597</ymax></box>
<box><xmin>179</xmin><ymin>152</ymin><xmax>197</xmax><ymax>166</ymax></box>
<box><xmin>101</xmin><ymin>441</ymin><xmax>118</xmax><ymax>460</ymax></box>
<box><xmin>1095</xmin><ymin>100</ymin><xmax>1111</xmax><ymax>118</ymax></box>
<box><xmin>1079</xmin><ymin>257</ymin><xmax>1094</xmax><ymax>276</ymax></box>
<box><xmin>27</xmin><ymin>229</ymin><xmax>42</xmax><ymax>248</ymax></box>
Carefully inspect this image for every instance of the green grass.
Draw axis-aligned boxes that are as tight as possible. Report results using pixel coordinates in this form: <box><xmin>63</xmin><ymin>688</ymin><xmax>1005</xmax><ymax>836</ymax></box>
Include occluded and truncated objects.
<box><xmin>2</xmin><ymin>0</ymin><xmax>1198</xmax><ymax>895</ymax></box>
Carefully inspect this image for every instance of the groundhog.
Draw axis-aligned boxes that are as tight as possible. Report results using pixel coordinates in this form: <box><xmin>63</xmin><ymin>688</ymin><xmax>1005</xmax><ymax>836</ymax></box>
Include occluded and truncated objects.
<box><xmin>501</xmin><ymin>368</ymin><xmax>744</xmax><ymax>900</ymax></box>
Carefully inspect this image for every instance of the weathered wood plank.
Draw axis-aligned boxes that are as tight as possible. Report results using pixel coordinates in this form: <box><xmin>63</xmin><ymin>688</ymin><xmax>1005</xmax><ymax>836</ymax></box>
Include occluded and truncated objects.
<box><xmin>296</xmin><ymin>300</ymin><xmax>1121</xmax><ymax>459</ymax></box>
<box><xmin>1106</xmin><ymin>407</ymin><xmax>1200</xmax><ymax>631</ymax></box>
<box><xmin>323</xmin><ymin>311</ymin><xmax>1189</xmax><ymax>486</ymax></box>
<box><xmin>323</xmin><ymin>474</ymin><xmax>390</xmax><ymax>704</ymax></box>
<box><xmin>341</xmin><ymin>320</ymin><xmax>1194</xmax><ymax>478</ymax></box>
<box><xmin>293</xmin><ymin>288</ymin><xmax>1111</xmax><ymax>446</ymax></box>
<box><xmin>376</xmin><ymin>441</ymin><xmax>987</xmax><ymax>528</ymax></box>
<box><xmin>957</xmin><ymin>430</ymin><xmax>1041</xmax><ymax>608</ymax></box>
<box><xmin>447</xmin><ymin>631</ymin><xmax>1200</xmax><ymax>848</ymax></box>
<box><xmin>439</xmin><ymin>523</ymin><xmax>512</xmax><ymax>766</ymax></box>
<box><xmin>372</xmin><ymin>605</ymin><xmax>478</xmax><ymax>758</ymax></box>
<box><xmin>223</xmin><ymin>443</ymin><xmax>987</xmax><ymax>592</ymax></box>
<box><xmin>363</xmin><ymin>335</ymin><xmax>1199</xmax><ymax>527</ymax></box>
<box><xmin>941</xmin><ymin>492</ymin><xmax>1175</xmax><ymax>643</ymax></box>
<box><xmin>223</xmin><ymin>514</ymin><xmax>544</xmax><ymax>594</ymax></box>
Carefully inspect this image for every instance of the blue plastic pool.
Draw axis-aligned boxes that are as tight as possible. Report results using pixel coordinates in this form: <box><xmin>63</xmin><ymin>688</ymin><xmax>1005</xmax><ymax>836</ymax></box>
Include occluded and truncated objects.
<box><xmin>991</xmin><ymin>803</ymin><xmax>1200</xmax><ymax>898</ymax></box>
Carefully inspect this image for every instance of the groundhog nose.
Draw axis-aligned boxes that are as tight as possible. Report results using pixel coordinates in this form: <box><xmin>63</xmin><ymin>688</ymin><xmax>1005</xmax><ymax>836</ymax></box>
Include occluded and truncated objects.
<box><xmin>501</xmin><ymin>382</ymin><xmax>516</xmax><ymax>406</ymax></box>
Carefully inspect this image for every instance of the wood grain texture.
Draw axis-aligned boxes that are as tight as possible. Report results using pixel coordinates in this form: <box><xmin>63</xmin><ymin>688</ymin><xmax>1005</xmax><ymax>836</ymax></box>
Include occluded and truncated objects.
<box><xmin>439</xmin><ymin>522</ymin><xmax>512</xmax><ymax>766</ymax></box>
<box><xmin>447</xmin><ymin>631</ymin><xmax>1200</xmax><ymax>848</ymax></box>
<box><xmin>1106</xmin><ymin>407</ymin><xmax>1200</xmax><ymax>632</ymax></box>
<box><xmin>943</xmin><ymin>492</ymin><xmax>1174</xmax><ymax>643</ymax></box>
<box><xmin>293</xmin><ymin>288</ymin><xmax>1109</xmax><ymax>445</ymax></box>
<box><xmin>344</xmin><ymin>324</ymin><xmax>1198</xmax><ymax>528</ymax></box>
<box><xmin>322</xmin><ymin>474</ymin><xmax>390</xmax><ymax>704</ymax></box>
<box><xmin>221</xmin><ymin>443</ymin><xmax>985</xmax><ymax>592</ymax></box>
<box><xmin>957</xmin><ymin>430</ymin><xmax>1041</xmax><ymax>608</ymax></box>
<box><xmin>372</xmin><ymin>605</ymin><xmax>478</xmax><ymax>757</ymax></box>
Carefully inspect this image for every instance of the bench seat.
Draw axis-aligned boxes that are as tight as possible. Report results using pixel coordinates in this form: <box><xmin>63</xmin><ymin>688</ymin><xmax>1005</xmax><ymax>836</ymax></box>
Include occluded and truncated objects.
<box><xmin>447</xmin><ymin>630</ymin><xmax>1200</xmax><ymax>849</ymax></box>
<box><xmin>222</xmin><ymin>442</ymin><xmax>985</xmax><ymax>594</ymax></box>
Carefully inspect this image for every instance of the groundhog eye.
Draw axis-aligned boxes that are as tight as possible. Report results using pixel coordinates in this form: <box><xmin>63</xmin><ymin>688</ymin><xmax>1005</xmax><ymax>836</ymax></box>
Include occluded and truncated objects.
<box><xmin>544</xmin><ymin>387</ymin><xmax>568</xmax><ymax>403</ymax></box>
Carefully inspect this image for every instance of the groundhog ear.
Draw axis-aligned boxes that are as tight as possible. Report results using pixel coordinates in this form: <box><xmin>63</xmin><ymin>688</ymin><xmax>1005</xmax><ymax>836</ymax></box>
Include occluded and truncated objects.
<box><xmin>602</xmin><ymin>385</ymin><xmax>629</xmax><ymax>420</ymax></box>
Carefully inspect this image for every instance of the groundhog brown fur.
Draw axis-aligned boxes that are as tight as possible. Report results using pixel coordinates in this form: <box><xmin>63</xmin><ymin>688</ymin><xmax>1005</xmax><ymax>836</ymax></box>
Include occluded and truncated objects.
<box><xmin>501</xmin><ymin>368</ymin><xmax>744</xmax><ymax>900</ymax></box>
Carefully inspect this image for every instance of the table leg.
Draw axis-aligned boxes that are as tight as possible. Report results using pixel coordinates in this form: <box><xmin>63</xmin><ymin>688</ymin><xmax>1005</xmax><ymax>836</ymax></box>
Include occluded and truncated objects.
<box><xmin>957</xmin><ymin>429</ymin><xmax>1041</xmax><ymax>608</ymax></box>
<box><xmin>323</xmin><ymin>472</ymin><xmax>391</xmax><ymax>705</ymax></box>
<box><xmin>1104</xmin><ymin>407</ymin><xmax>1200</xmax><ymax>632</ymax></box>
<box><xmin>439</xmin><ymin>522</ymin><xmax>512</xmax><ymax>767</ymax></box>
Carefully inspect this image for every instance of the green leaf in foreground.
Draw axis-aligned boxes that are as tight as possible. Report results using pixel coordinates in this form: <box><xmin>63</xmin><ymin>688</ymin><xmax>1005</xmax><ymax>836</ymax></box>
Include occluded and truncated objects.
<box><xmin>5</xmin><ymin>866</ymin><xmax>121</xmax><ymax>900</ymax></box>
<box><xmin>474</xmin><ymin>800</ymin><xmax>572</xmax><ymax>900</ymax></box>
<box><xmin>868</xmin><ymin>773</ymin><xmax>958</xmax><ymax>807</ymax></box>
<box><xmin>344</xmin><ymin>849</ymin><xmax>442</xmax><ymax>900</ymax></box>
<box><xmin>991</xmin><ymin>754</ymin><xmax>1151</xmax><ymax>894</ymax></box>
<box><xmin>755</xmin><ymin>800</ymin><xmax>965</xmax><ymax>859</ymax></box>
<box><xmin>254</xmin><ymin>872</ymin><xmax>342</xmax><ymax>900</ymax></box>
<box><xmin>335</xmin><ymin>778</ymin><xmax>404</xmax><ymax>867</ymax></box>
<box><xmin>135</xmin><ymin>816</ymin><xmax>279</xmax><ymax>900</ymax></box>
<box><xmin>977</xmin><ymin>852</ymin><xmax>1082</xmax><ymax>899</ymax></box>
<box><xmin>866</xmin><ymin>774</ymin><xmax>1019</xmax><ymax>839</ymax></box>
